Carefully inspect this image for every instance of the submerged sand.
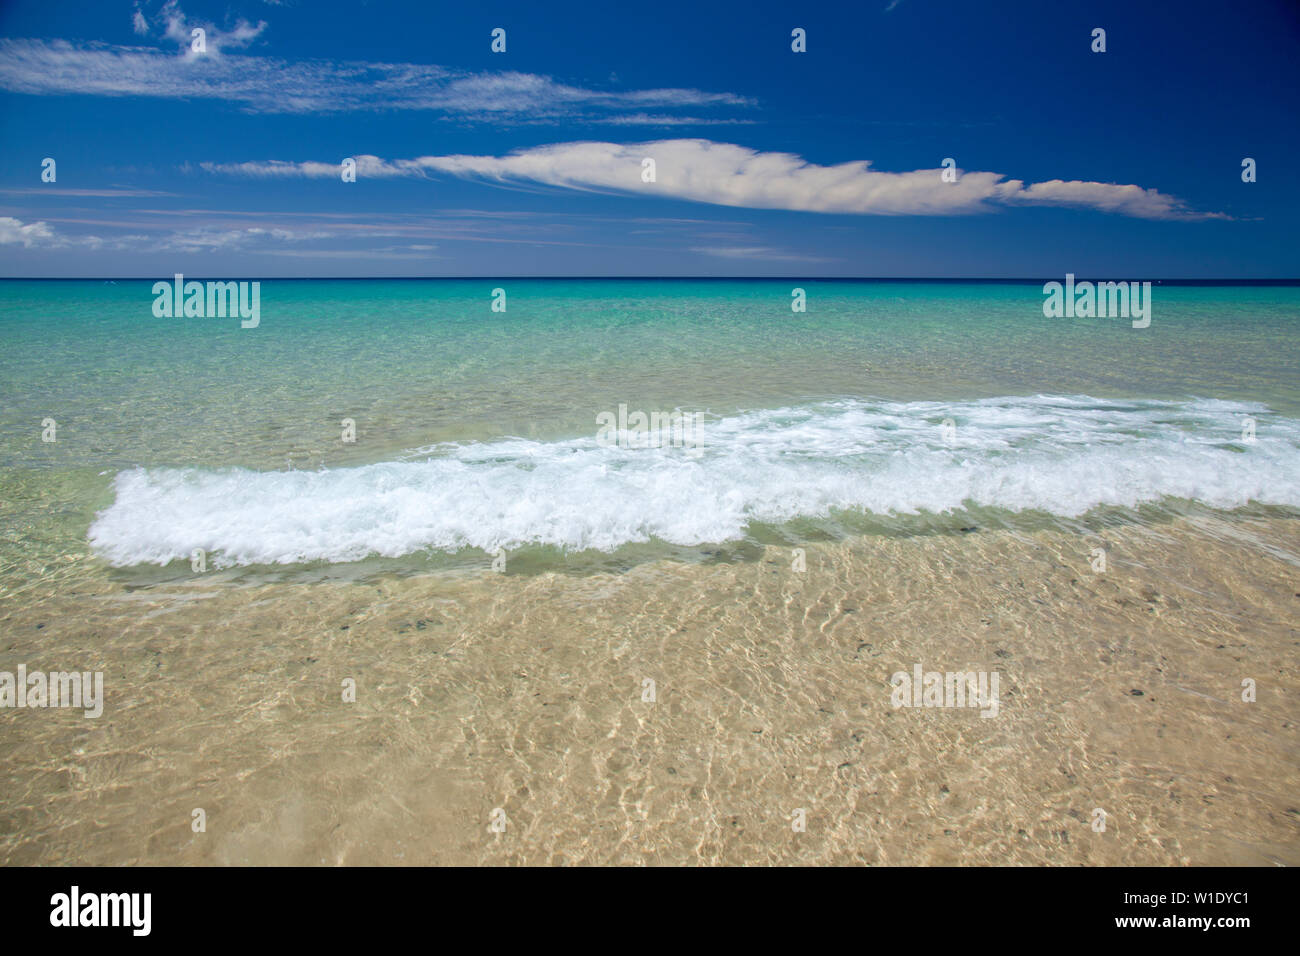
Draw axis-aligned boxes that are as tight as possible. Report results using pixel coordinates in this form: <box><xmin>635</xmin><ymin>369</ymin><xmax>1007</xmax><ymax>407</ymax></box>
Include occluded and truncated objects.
<box><xmin>0</xmin><ymin>515</ymin><xmax>1297</xmax><ymax>866</ymax></box>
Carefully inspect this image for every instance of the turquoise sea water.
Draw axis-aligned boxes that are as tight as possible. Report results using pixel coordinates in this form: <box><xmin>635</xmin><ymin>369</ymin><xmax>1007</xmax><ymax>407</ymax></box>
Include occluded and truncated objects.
<box><xmin>1</xmin><ymin>279</ymin><xmax>1298</xmax><ymax>578</ymax></box>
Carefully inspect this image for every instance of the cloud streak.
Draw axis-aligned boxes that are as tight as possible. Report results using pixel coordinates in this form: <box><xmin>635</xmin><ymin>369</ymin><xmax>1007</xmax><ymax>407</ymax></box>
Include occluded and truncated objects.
<box><xmin>0</xmin><ymin>216</ymin><xmax>336</xmax><ymax>252</ymax></box>
<box><xmin>202</xmin><ymin>140</ymin><xmax>1226</xmax><ymax>221</ymax></box>
<box><xmin>690</xmin><ymin>246</ymin><xmax>836</xmax><ymax>262</ymax></box>
<box><xmin>0</xmin><ymin>37</ymin><xmax>751</xmax><ymax>122</ymax></box>
<box><xmin>0</xmin><ymin>207</ymin><xmax>619</xmax><ymax>258</ymax></box>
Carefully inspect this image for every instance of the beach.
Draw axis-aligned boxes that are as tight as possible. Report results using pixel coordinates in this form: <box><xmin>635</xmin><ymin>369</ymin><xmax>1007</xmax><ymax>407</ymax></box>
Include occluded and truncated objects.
<box><xmin>1</xmin><ymin>515</ymin><xmax>1296</xmax><ymax>865</ymax></box>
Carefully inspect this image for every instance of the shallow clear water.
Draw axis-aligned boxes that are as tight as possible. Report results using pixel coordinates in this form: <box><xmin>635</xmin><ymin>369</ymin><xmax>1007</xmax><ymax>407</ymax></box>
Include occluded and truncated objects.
<box><xmin>2</xmin><ymin>279</ymin><xmax>1297</xmax><ymax>580</ymax></box>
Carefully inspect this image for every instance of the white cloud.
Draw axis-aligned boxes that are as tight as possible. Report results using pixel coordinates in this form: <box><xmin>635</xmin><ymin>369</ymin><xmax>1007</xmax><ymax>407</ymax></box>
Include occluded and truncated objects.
<box><xmin>144</xmin><ymin>1</ymin><xmax>268</xmax><ymax>56</ymax></box>
<box><xmin>203</xmin><ymin>140</ymin><xmax>1225</xmax><ymax>221</ymax></box>
<box><xmin>1000</xmin><ymin>179</ymin><xmax>1203</xmax><ymax>218</ymax></box>
<box><xmin>0</xmin><ymin>216</ymin><xmax>57</xmax><ymax>247</ymax></box>
<box><xmin>200</xmin><ymin>156</ymin><xmax>421</xmax><ymax>179</ymax></box>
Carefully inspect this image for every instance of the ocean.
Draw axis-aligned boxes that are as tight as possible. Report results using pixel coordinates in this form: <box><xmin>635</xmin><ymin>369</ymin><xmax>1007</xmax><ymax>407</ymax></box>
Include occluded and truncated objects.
<box><xmin>2</xmin><ymin>278</ymin><xmax>1298</xmax><ymax>580</ymax></box>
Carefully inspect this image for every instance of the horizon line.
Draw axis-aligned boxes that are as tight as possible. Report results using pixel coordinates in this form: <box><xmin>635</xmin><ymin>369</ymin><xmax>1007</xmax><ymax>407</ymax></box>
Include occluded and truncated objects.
<box><xmin>3</xmin><ymin>276</ymin><xmax>1300</xmax><ymax>284</ymax></box>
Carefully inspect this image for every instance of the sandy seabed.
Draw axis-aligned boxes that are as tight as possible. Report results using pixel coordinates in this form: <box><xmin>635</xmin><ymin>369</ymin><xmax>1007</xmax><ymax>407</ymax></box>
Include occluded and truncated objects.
<box><xmin>1</xmin><ymin>516</ymin><xmax>1297</xmax><ymax>866</ymax></box>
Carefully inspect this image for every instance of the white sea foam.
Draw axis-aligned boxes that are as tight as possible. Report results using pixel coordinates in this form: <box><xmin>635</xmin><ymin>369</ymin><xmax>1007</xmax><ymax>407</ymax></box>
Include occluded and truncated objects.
<box><xmin>88</xmin><ymin>396</ymin><xmax>1300</xmax><ymax>567</ymax></box>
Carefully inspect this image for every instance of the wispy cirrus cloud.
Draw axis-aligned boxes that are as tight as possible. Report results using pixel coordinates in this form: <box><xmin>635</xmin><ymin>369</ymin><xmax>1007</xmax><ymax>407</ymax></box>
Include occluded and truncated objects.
<box><xmin>202</xmin><ymin>140</ymin><xmax>1228</xmax><ymax>221</ymax></box>
<box><xmin>0</xmin><ymin>206</ymin><xmax>617</xmax><ymax>259</ymax></box>
<box><xmin>690</xmin><ymin>246</ymin><xmax>836</xmax><ymax>262</ymax></box>
<box><xmin>0</xmin><ymin>187</ymin><xmax>178</xmax><ymax>198</ymax></box>
<box><xmin>158</xmin><ymin>225</ymin><xmax>333</xmax><ymax>252</ymax></box>
<box><xmin>0</xmin><ymin>215</ymin><xmax>335</xmax><ymax>252</ymax></box>
<box><xmin>0</xmin><ymin>26</ymin><xmax>751</xmax><ymax>123</ymax></box>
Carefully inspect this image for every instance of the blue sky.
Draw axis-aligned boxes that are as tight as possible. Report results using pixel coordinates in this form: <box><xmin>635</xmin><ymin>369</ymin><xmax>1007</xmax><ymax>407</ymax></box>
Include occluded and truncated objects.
<box><xmin>0</xmin><ymin>0</ymin><xmax>1296</xmax><ymax>277</ymax></box>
